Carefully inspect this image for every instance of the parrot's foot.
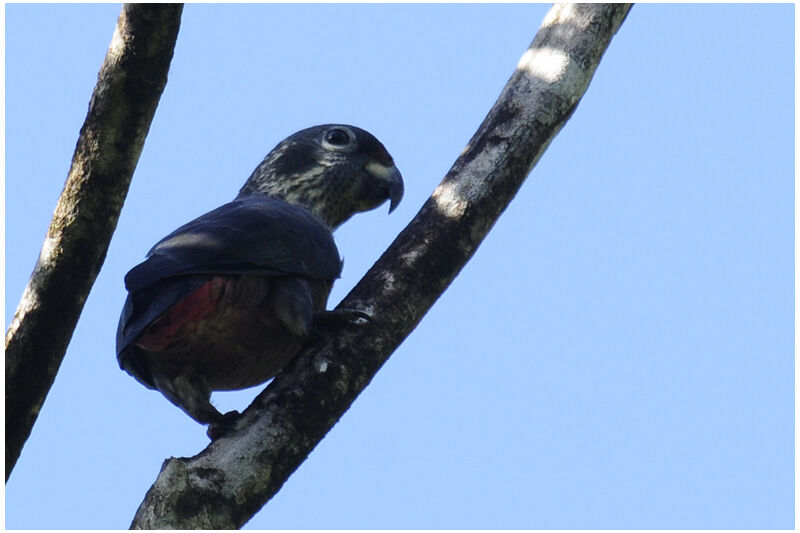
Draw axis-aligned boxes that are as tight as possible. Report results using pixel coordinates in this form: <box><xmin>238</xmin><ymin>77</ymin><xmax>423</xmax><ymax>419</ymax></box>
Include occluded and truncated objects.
<box><xmin>313</xmin><ymin>308</ymin><xmax>372</xmax><ymax>326</ymax></box>
<box><xmin>207</xmin><ymin>410</ymin><xmax>241</xmax><ymax>440</ymax></box>
<box><xmin>310</xmin><ymin>309</ymin><xmax>371</xmax><ymax>342</ymax></box>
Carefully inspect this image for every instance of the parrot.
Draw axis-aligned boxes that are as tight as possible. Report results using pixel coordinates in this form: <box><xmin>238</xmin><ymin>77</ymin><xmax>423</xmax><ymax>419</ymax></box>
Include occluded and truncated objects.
<box><xmin>116</xmin><ymin>124</ymin><xmax>403</xmax><ymax>437</ymax></box>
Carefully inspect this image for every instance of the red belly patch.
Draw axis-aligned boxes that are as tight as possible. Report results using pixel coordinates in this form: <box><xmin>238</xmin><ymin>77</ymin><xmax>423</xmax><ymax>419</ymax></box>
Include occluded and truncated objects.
<box><xmin>135</xmin><ymin>277</ymin><xmax>227</xmax><ymax>351</ymax></box>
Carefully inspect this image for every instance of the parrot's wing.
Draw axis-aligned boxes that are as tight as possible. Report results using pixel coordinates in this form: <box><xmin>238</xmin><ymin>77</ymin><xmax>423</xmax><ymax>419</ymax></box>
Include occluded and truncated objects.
<box><xmin>117</xmin><ymin>196</ymin><xmax>341</xmax><ymax>376</ymax></box>
<box><xmin>124</xmin><ymin>195</ymin><xmax>342</xmax><ymax>292</ymax></box>
<box><xmin>116</xmin><ymin>276</ymin><xmax>210</xmax><ymax>388</ymax></box>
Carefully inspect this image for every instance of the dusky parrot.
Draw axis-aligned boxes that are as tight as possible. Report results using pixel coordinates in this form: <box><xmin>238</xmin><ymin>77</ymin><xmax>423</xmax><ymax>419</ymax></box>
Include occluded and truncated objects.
<box><xmin>116</xmin><ymin>124</ymin><xmax>403</xmax><ymax>437</ymax></box>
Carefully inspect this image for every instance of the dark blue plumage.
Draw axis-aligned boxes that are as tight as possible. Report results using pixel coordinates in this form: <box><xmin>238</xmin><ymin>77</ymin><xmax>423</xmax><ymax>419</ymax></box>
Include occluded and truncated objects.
<box><xmin>116</xmin><ymin>196</ymin><xmax>342</xmax><ymax>389</ymax></box>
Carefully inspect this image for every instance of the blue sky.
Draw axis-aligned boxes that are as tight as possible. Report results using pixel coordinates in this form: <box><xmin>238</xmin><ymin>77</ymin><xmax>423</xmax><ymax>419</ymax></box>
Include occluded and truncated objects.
<box><xmin>5</xmin><ymin>3</ymin><xmax>794</xmax><ymax>529</ymax></box>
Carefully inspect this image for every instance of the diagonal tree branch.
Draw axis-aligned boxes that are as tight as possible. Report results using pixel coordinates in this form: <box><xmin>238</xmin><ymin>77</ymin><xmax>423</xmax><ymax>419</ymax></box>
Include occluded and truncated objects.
<box><xmin>5</xmin><ymin>3</ymin><xmax>183</xmax><ymax>482</ymax></box>
<box><xmin>131</xmin><ymin>3</ymin><xmax>632</xmax><ymax>529</ymax></box>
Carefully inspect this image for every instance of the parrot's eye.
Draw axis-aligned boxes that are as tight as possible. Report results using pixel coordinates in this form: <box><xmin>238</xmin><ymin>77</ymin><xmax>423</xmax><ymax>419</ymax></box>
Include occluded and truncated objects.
<box><xmin>322</xmin><ymin>127</ymin><xmax>355</xmax><ymax>150</ymax></box>
<box><xmin>326</xmin><ymin>129</ymin><xmax>349</xmax><ymax>145</ymax></box>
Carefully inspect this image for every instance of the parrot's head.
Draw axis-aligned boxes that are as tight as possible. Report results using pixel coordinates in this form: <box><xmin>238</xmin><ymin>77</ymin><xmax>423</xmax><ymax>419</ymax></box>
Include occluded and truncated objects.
<box><xmin>238</xmin><ymin>124</ymin><xmax>404</xmax><ymax>230</ymax></box>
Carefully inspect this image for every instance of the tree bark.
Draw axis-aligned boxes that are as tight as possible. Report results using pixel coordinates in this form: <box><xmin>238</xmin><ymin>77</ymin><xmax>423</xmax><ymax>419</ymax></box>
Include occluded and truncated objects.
<box><xmin>130</xmin><ymin>3</ymin><xmax>632</xmax><ymax>529</ymax></box>
<box><xmin>5</xmin><ymin>3</ymin><xmax>183</xmax><ymax>482</ymax></box>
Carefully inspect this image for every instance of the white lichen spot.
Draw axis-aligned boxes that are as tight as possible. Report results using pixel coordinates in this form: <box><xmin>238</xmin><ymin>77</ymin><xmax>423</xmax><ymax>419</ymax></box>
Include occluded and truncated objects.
<box><xmin>380</xmin><ymin>269</ymin><xmax>396</xmax><ymax>288</ymax></box>
<box><xmin>400</xmin><ymin>245</ymin><xmax>422</xmax><ymax>267</ymax></box>
<box><xmin>314</xmin><ymin>356</ymin><xmax>330</xmax><ymax>373</ymax></box>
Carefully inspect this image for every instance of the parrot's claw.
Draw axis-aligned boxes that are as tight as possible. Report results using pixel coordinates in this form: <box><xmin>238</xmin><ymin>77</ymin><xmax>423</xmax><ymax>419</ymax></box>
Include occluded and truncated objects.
<box><xmin>207</xmin><ymin>410</ymin><xmax>241</xmax><ymax>440</ymax></box>
<box><xmin>313</xmin><ymin>308</ymin><xmax>372</xmax><ymax>326</ymax></box>
<box><xmin>310</xmin><ymin>309</ymin><xmax>371</xmax><ymax>342</ymax></box>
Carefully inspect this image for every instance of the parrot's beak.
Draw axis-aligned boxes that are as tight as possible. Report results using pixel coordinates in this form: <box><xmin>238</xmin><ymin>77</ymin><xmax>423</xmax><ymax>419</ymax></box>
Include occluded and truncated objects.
<box><xmin>386</xmin><ymin>166</ymin><xmax>404</xmax><ymax>213</ymax></box>
<box><xmin>365</xmin><ymin>161</ymin><xmax>404</xmax><ymax>213</ymax></box>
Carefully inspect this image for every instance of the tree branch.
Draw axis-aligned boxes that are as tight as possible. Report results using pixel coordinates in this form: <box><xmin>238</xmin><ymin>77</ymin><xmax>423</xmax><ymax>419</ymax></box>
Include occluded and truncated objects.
<box><xmin>131</xmin><ymin>3</ymin><xmax>632</xmax><ymax>529</ymax></box>
<box><xmin>5</xmin><ymin>3</ymin><xmax>183</xmax><ymax>482</ymax></box>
